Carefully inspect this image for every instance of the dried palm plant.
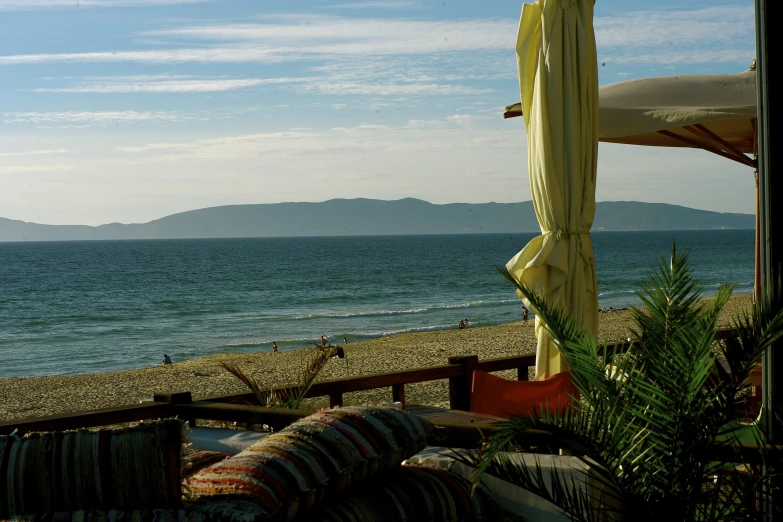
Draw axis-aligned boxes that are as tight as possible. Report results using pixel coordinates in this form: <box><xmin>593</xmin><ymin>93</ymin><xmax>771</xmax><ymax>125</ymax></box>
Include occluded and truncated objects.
<box><xmin>220</xmin><ymin>345</ymin><xmax>336</xmax><ymax>409</ymax></box>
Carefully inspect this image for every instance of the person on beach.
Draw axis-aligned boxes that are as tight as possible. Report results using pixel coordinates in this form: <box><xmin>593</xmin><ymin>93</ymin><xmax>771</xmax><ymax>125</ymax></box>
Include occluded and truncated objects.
<box><xmin>522</xmin><ymin>307</ymin><xmax>529</xmax><ymax>325</ymax></box>
<box><xmin>343</xmin><ymin>337</ymin><xmax>349</xmax><ymax>346</ymax></box>
<box><xmin>162</xmin><ymin>354</ymin><xmax>172</xmax><ymax>365</ymax></box>
<box><xmin>272</xmin><ymin>342</ymin><xmax>278</xmax><ymax>354</ymax></box>
<box><xmin>464</xmin><ymin>318</ymin><xmax>469</xmax><ymax>328</ymax></box>
<box><xmin>458</xmin><ymin>320</ymin><xmax>465</xmax><ymax>329</ymax></box>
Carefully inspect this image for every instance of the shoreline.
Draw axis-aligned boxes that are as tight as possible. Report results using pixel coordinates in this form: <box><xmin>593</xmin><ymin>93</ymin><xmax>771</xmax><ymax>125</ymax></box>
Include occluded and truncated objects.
<box><xmin>0</xmin><ymin>294</ymin><xmax>753</xmax><ymax>422</ymax></box>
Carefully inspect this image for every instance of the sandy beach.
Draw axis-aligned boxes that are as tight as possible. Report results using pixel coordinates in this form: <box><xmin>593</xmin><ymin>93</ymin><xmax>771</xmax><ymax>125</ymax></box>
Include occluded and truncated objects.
<box><xmin>0</xmin><ymin>294</ymin><xmax>753</xmax><ymax>422</ymax></box>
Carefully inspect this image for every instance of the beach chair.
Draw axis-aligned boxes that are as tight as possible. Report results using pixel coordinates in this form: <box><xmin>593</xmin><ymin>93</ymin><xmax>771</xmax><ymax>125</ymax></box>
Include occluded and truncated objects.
<box><xmin>470</xmin><ymin>369</ymin><xmax>578</xmax><ymax>418</ymax></box>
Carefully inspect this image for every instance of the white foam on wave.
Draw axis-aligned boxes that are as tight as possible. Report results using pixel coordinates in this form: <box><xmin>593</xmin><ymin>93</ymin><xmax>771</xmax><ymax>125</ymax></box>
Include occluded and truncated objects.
<box><xmin>289</xmin><ymin>298</ymin><xmax>520</xmax><ymax>321</ymax></box>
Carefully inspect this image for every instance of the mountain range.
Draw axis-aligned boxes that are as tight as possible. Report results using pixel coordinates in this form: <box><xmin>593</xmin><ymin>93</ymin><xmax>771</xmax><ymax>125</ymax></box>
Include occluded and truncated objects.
<box><xmin>0</xmin><ymin>199</ymin><xmax>754</xmax><ymax>242</ymax></box>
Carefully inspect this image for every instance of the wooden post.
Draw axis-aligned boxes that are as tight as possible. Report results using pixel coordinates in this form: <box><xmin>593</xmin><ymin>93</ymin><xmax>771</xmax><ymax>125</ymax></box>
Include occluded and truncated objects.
<box><xmin>392</xmin><ymin>383</ymin><xmax>405</xmax><ymax>406</ymax></box>
<box><xmin>153</xmin><ymin>391</ymin><xmax>192</xmax><ymax>404</ymax></box>
<box><xmin>329</xmin><ymin>393</ymin><xmax>343</xmax><ymax>408</ymax></box>
<box><xmin>448</xmin><ymin>355</ymin><xmax>478</xmax><ymax>412</ymax></box>
<box><xmin>153</xmin><ymin>391</ymin><xmax>194</xmax><ymax>426</ymax></box>
<box><xmin>518</xmin><ymin>365</ymin><xmax>530</xmax><ymax>381</ymax></box>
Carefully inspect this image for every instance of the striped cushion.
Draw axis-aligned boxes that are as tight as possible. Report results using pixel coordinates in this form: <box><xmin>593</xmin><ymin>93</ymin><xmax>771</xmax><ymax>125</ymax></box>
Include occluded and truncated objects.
<box><xmin>308</xmin><ymin>466</ymin><xmax>504</xmax><ymax>522</ymax></box>
<box><xmin>4</xmin><ymin>509</ymin><xmax>192</xmax><ymax>521</ymax></box>
<box><xmin>0</xmin><ymin>419</ymin><xmax>184</xmax><ymax>518</ymax></box>
<box><xmin>187</xmin><ymin>406</ymin><xmax>433</xmax><ymax>521</ymax></box>
<box><xmin>183</xmin><ymin>450</ymin><xmax>230</xmax><ymax>478</ymax></box>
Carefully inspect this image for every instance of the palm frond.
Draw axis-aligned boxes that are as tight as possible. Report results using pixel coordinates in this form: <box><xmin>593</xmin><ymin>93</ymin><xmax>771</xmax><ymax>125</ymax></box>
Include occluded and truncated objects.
<box><xmin>481</xmin><ymin>246</ymin><xmax>783</xmax><ymax>521</ymax></box>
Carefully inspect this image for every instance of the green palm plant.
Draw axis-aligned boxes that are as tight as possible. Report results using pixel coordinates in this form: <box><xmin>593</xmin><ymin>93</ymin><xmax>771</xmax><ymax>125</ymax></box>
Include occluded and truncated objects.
<box><xmin>471</xmin><ymin>245</ymin><xmax>783</xmax><ymax>521</ymax></box>
<box><xmin>221</xmin><ymin>345</ymin><xmax>336</xmax><ymax>409</ymax></box>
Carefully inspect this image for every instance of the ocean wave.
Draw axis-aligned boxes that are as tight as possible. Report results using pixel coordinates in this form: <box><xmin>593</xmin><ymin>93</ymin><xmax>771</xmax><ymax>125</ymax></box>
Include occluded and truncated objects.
<box><xmin>303</xmin><ymin>291</ymin><xmax>416</xmax><ymax>304</ymax></box>
<box><xmin>599</xmin><ymin>281</ymin><xmax>754</xmax><ymax>298</ymax></box>
<box><xmin>702</xmin><ymin>281</ymin><xmax>754</xmax><ymax>288</ymax></box>
<box><xmin>218</xmin><ymin>335</ymin><xmax>321</xmax><ymax>348</ymax></box>
<box><xmin>366</xmin><ymin>323</ymin><xmax>463</xmax><ymax>337</ymax></box>
<box><xmin>277</xmin><ymin>299</ymin><xmax>520</xmax><ymax>322</ymax></box>
<box><xmin>22</xmin><ymin>315</ymin><xmax>126</xmax><ymax>326</ymax></box>
<box><xmin>597</xmin><ymin>289</ymin><xmax>638</xmax><ymax>297</ymax></box>
<box><xmin>218</xmin><ymin>341</ymin><xmax>268</xmax><ymax>348</ymax></box>
<box><xmin>218</xmin><ymin>341</ymin><xmax>303</xmax><ymax>349</ymax></box>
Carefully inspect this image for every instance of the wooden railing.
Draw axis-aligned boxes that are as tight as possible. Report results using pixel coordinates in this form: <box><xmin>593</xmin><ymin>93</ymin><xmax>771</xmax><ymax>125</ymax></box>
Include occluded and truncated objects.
<box><xmin>194</xmin><ymin>353</ymin><xmax>536</xmax><ymax>410</ymax></box>
<box><xmin>0</xmin><ymin>329</ymin><xmax>741</xmax><ymax>438</ymax></box>
<box><xmin>0</xmin><ymin>351</ymin><xmax>539</xmax><ymax>436</ymax></box>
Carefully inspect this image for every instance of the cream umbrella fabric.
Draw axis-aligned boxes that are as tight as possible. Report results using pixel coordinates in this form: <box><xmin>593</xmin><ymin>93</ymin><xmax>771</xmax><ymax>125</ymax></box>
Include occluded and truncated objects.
<box><xmin>597</xmin><ymin>70</ymin><xmax>756</xmax><ymax>153</ymax></box>
<box><xmin>504</xmin><ymin>69</ymin><xmax>757</xmax><ymax>156</ymax></box>
<box><xmin>506</xmin><ymin>0</ymin><xmax>599</xmax><ymax>380</ymax></box>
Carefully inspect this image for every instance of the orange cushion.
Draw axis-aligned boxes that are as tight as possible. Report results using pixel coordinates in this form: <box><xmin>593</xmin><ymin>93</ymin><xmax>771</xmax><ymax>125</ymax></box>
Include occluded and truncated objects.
<box><xmin>470</xmin><ymin>370</ymin><xmax>578</xmax><ymax>418</ymax></box>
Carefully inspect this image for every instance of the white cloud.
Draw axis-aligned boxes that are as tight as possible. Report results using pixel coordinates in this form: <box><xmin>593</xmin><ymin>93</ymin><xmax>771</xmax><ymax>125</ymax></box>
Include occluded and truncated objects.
<box><xmin>0</xmin><ymin>17</ymin><xmax>514</xmax><ymax>66</ymax></box>
<box><xmin>304</xmin><ymin>82</ymin><xmax>490</xmax><ymax>96</ymax></box>
<box><xmin>324</xmin><ymin>1</ymin><xmax>419</xmax><ymax>9</ymax></box>
<box><xmin>0</xmin><ymin>164</ymin><xmax>76</xmax><ymax>175</ymax></box>
<box><xmin>0</xmin><ymin>48</ymin><xmax>284</xmax><ymax>65</ymax></box>
<box><xmin>0</xmin><ymin>148</ymin><xmax>70</xmax><ymax>157</ymax></box>
<box><xmin>111</xmin><ymin>120</ymin><xmax>518</xmax><ymax>163</ymax></box>
<box><xmin>403</xmin><ymin>114</ymin><xmax>485</xmax><ymax>129</ymax></box>
<box><xmin>595</xmin><ymin>6</ymin><xmax>753</xmax><ymax>49</ymax></box>
<box><xmin>0</xmin><ymin>0</ymin><xmax>204</xmax><ymax>10</ymax></box>
<box><xmin>3</xmin><ymin>110</ymin><xmax>195</xmax><ymax>125</ymax></box>
<box><xmin>34</xmin><ymin>76</ymin><xmax>307</xmax><ymax>93</ymax></box>
<box><xmin>146</xmin><ymin>17</ymin><xmax>513</xmax><ymax>53</ymax></box>
<box><xmin>611</xmin><ymin>49</ymin><xmax>755</xmax><ymax>66</ymax></box>
<box><xmin>114</xmin><ymin>131</ymin><xmax>323</xmax><ymax>156</ymax></box>
<box><xmin>405</xmin><ymin>119</ymin><xmax>445</xmax><ymax>129</ymax></box>
<box><xmin>0</xmin><ymin>5</ymin><xmax>754</xmax><ymax>69</ymax></box>
<box><xmin>595</xmin><ymin>5</ymin><xmax>755</xmax><ymax>66</ymax></box>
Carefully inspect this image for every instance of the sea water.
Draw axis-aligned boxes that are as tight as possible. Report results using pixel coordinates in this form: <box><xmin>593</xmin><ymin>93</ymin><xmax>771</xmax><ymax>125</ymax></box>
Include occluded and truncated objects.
<box><xmin>0</xmin><ymin>230</ymin><xmax>753</xmax><ymax>378</ymax></box>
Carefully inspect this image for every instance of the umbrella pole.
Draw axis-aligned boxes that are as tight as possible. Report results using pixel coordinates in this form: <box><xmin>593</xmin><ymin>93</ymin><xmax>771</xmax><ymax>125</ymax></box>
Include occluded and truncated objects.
<box><xmin>755</xmin><ymin>172</ymin><xmax>761</xmax><ymax>303</ymax></box>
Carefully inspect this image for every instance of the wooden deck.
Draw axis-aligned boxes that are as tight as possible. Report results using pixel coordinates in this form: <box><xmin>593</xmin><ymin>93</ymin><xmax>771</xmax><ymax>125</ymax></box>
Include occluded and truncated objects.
<box><xmin>405</xmin><ymin>404</ymin><xmax>505</xmax><ymax>426</ymax></box>
<box><xmin>404</xmin><ymin>404</ymin><xmax>562</xmax><ymax>449</ymax></box>
<box><xmin>405</xmin><ymin>404</ymin><xmax>506</xmax><ymax>447</ymax></box>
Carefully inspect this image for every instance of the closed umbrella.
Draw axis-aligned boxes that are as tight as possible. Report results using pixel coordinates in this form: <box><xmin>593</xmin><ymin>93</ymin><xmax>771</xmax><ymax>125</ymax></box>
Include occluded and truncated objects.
<box><xmin>506</xmin><ymin>0</ymin><xmax>599</xmax><ymax>380</ymax></box>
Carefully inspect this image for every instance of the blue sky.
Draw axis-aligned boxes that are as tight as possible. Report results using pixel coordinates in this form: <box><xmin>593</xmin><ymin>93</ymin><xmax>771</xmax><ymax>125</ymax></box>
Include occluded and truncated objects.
<box><xmin>0</xmin><ymin>0</ymin><xmax>757</xmax><ymax>225</ymax></box>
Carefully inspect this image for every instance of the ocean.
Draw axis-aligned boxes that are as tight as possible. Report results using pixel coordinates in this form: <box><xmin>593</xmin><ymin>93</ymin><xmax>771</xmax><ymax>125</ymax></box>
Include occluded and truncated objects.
<box><xmin>0</xmin><ymin>230</ymin><xmax>753</xmax><ymax>379</ymax></box>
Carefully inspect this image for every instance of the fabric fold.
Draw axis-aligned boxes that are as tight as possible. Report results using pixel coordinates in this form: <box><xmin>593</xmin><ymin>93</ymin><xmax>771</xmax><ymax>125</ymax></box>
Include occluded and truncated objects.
<box><xmin>507</xmin><ymin>0</ymin><xmax>599</xmax><ymax>380</ymax></box>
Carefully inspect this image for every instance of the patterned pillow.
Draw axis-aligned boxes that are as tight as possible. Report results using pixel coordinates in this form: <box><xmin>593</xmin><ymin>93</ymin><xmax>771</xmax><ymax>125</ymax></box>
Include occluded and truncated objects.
<box><xmin>186</xmin><ymin>405</ymin><xmax>433</xmax><ymax>521</ymax></box>
<box><xmin>0</xmin><ymin>418</ymin><xmax>184</xmax><ymax>518</ymax></box>
<box><xmin>307</xmin><ymin>466</ymin><xmax>508</xmax><ymax>522</ymax></box>
<box><xmin>3</xmin><ymin>509</ymin><xmax>192</xmax><ymax>522</ymax></box>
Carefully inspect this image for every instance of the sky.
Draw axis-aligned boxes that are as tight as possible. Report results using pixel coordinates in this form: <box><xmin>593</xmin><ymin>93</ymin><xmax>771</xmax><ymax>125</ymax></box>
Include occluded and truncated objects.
<box><xmin>0</xmin><ymin>0</ymin><xmax>758</xmax><ymax>226</ymax></box>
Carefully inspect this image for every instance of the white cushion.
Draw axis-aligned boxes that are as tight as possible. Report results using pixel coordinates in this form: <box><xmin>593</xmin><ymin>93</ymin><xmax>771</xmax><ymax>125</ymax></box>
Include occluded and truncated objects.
<box><xmin>187</xmin><ymin>427</ymin><xmax>268</xmax><ymax>454</ymax></box>
<box><xmin>405</xmin><ymin>447</ymin><xmax>595</xmax><ymax>522</ymax></box>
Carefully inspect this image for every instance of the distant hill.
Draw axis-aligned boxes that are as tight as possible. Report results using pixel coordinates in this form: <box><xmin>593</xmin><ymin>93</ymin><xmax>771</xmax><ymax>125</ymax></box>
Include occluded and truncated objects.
<box><xmin>0</xmin><ymin>199</ymin><xmax>754</xmax><ymax>242</ymax></box>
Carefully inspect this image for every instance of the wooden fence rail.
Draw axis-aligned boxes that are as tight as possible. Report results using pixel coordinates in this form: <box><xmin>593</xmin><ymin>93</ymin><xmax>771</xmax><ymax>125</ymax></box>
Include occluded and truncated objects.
<box><xmin>0</xmin><ymin>330</ymin><xmax>738</xmax><ymax>436</ymax></box>
<box><xmin>179</xmin><ymin>354</ymin><xmax>537</xmax><ymax>412</ymax></box>
<box><xmin>0</xmin><ymin>350</ymin><xmax>539</xmax><ymax>435</ymax></box>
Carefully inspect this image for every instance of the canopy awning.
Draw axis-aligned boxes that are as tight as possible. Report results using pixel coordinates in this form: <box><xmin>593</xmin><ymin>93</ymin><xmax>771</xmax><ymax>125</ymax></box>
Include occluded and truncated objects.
<box><xmin>504</xmin><ymin>69</ymin><xmax>757</xmax><ymax>168</ymax></box>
